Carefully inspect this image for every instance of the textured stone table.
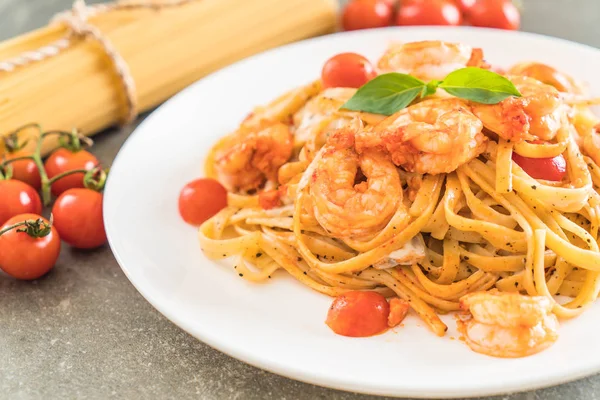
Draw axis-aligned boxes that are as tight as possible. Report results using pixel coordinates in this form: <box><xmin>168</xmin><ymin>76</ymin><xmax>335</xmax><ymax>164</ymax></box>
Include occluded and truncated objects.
<box><xmin>1</xmin><ymin>1</ymin><xmax>600</xmax><ymax>399</ymax></box>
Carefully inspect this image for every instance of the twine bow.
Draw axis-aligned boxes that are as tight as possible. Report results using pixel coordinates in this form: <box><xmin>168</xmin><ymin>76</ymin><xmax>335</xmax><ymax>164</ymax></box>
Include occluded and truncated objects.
<box><xmin>0</xmin><ymin>0</ymin><xmax>194</xmax><ymax>124</ymax></box>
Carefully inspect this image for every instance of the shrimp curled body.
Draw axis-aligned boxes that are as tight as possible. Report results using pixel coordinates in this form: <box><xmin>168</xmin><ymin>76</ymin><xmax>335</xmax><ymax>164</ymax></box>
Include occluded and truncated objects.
<box><xmin>458</xmin><ymin>291</ymin><xmax>559</xmax><ymax>358</ymax></box>
<box><xmin>308</xmin><ymin>129</ymin><xmax>404</xmax><ymax>239</ymax></box>
<box><xmin>214</xmin><ymin>121</ymin><xmax>293</xmax><ymax>191</ymax></box>
<box><xmin>377</xmin><ymin>40</ymin><xmax>488</xmax><ymax>81</ymax></box>
<box><xmin>356</xmin><ymin>99</ymin><xmax>487</xmax><ymax>174</ymax></box>
<box><xmin>471</xmin><ymin>76</ymin><xmax>564</xmax><ymax>142</ymax></box>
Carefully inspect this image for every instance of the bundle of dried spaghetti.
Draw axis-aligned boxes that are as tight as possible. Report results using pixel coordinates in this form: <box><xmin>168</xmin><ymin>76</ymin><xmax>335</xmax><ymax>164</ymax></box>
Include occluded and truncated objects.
<box><xmin>0</xmin><ymin>0</ymin><xmax>337</xmax><ymax>155</ymax></box>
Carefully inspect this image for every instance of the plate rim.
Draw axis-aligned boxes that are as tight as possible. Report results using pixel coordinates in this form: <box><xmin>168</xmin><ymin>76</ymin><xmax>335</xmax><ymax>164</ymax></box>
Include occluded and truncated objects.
<box><xmin>104</xmin><ymin>25</ymin><xmax>600</xmax><ymax>398</ymax></box>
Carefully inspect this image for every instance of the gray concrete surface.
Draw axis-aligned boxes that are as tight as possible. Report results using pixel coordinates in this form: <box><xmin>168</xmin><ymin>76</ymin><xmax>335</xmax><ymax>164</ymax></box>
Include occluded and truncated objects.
<box><xmin>1</xmin><ymin>0</ymin><xmax>599</xmax><ymax>399</ymax></box>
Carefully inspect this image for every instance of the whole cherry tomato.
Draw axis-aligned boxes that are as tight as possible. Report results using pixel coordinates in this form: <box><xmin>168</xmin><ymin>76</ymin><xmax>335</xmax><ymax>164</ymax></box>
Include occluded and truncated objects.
<box><xmin>44</xmin><ymin>148</ymin><xmax>99</xmax><ymax>196</ymax></box>
<box><xmin>342</xmin><ymin>0</ymin><xmax>394</xmax><ymax>31</ymax></box>
<box><xmin>326</xmin><ymin>291</ymin><xmax>390</xmax><ymax>337</ymax></box>
<box><xmin>396</xmin><ymin>0</ymin><xmax>462</xmax><ymax>26</ymax></box>
<box><xmin>467</xmin><ymin>0</ymin><xmax>520</xmax><ymax>30</ymax></box>
<box><xmin>321</xmin><ymin>53</ymin><xmax>377</xmax><ymax>89</ymax></box>
<box><xmin>454</xmin><ymin>0</ymin><xmax>476</xmax><ymax>13</ymax></box>
<box><xmin>0</xmin><ymin>179</ymin><xmax>42</xmax><ymax>226</ymax></box>
<box><xmin>179</xmin><ymin>178</ymin><xmax>228</xmax><ymax>226</ymax></box>
<box><xmin>512</xmin><ymin>152</ymin><xmax>567</xmax><ymax>181</ymax></box>
<box><xmin>52</xmin><ymin>188</ymin><xmax>107</xmax><ymax>249</ymax></box>
<box><xmin>0</xmin><ymin>213</ymin><xmax>61</xmax><ymax>280</ymax></box>
<box><xmin>4</xmin><ymin>149</ymin><xmax>41</xmax><ymax>189</ymax></box>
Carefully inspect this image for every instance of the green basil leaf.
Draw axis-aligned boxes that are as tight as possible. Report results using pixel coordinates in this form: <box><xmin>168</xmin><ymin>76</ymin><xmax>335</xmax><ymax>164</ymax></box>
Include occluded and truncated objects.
<box><xmin>341</xmin><ymin>73</ymin><xmax>426</xmax><ymax>116</ymax></box>
<box><xmin>439</xmin><ymin>67</ymin><xmax>522</xmax><ymax>104</ymax></box>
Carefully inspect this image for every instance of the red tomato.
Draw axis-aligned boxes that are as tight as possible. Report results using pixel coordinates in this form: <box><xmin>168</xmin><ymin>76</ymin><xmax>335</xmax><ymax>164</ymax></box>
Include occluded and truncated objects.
<box><xmin>0</xmin><ymin>179</ymin><xmax>42</xmax><ymax>226</ymax></box>
<box><xmin>388</xmin><ymin>298</ymin><xmax>410</xmax><ymax>327</ymax></box>
<box><xmin>52</xmin><ymin>188</ymin><xmax>107</xmax><ymax>249</ymax></box>
<box><xmin>396</xmin><ymin>0</ymin><xmax>462</xmax><ymax>26</ymax></box>
<box><xmin>4</xmin><ymin>150</ymin><xmax>41</xmax><ymax>189</ymax></box>
<box><xmin>326</xmin><ymin>291</ymin><xmax>390</xmax><ymax>337</ymax></box>
<box><xmin>321</xmin><ymin>53</ymin><xmax>377</xmax><ymax>89</ymax></box>
<box><xmin>342</xmin><ymin>0</ymin><xmax>394</xmax><ymax>31</ymax></box>
<box><xmin>454</xmin><ymin>0</ymin><xmax>476</xmax><ymax>13</ymax></box>
<box><xmin>179</xmin><ymin>178</ymin><xmax>228</xmax><ymax>226</ymax></box>
<box><xmin>467</xmin><ymin>0</ymin><xmax>520</xmax><ymax>30</ymax></box>
<box><xmin>512</xmin><ymin>152</ymin><xmax>567</xmax><ymax>181</ymax></box>
<box><xmin>44</xmin><ymin>148</ymin><xmax>99</xmax><ymax>196</ymax></box>
<box><xmin>0</xmin><ymin>213</ymin><xmax>61</xmax><ymax>280</ymax></box>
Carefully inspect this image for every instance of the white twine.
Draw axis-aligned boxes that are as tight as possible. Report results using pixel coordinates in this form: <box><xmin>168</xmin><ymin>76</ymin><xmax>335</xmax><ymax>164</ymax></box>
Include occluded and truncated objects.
<box><xmin>0</xmin><ymin>0</ymin><xmax>195</xmax><ymax>124</ymax></box>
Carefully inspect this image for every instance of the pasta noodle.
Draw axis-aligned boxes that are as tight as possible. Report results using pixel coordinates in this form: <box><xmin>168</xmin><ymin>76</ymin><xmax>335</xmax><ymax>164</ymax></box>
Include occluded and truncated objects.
<box><xmin>197</xmin><ymin>40</ymin><xmax>600</xmax><ymax>345</ymax></box>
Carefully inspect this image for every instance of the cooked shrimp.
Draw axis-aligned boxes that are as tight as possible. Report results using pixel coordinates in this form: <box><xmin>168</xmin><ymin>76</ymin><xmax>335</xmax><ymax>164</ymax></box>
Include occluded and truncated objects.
<box><xmin>214</xmin><ymin>121</ymin><xmax>293</xmax><ymax>191</ymax></box>
<box><xmin>308</xmin><ymin>129</ymin><xmax>404</xmax><ymax>239</ymax></box>
<box><xmin>293</xmin><ymin>88</ymin><xmax>356</xmax><ymax>148</ymax></box>
<box><xmin>457</xmin><ymin>291</ymin><xmax>559</xmax><ymax>358</ymax></box>
<box><xmin>377</xmin><ymin>41</ymin><xmax>488</xmax><ymax>81</ymax></box>
<box><xmin>211</xmin><ymin>82</ymin><xmax>321</xmax><ymax>191</ymax></box>
<box><xmin>471</xmin><ymin>75</ymin><xmax>564</xmax><ymax>142</ymax></box>
<box><xmin>356</xmin><ymin>99</ymin><xmax>486</xmax><ymax>174</ymax></box>
<box><xmin>508</xmin><ymin>62</ymin><xmax>583</xmax><ymax>94</ymax></box>
<box><xmin>460</xmin><ymin>291</ymin><xmax>553</xmax><ymax>328</ymax></box>
<box><xmin>293</xmin><ymin>88</ymin><xmax>385</xmax><ymax>156</ymax></box>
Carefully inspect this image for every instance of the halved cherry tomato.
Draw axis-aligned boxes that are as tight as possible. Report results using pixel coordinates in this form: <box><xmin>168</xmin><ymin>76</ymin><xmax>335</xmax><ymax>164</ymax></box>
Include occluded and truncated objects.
<box><xmin>396</xmin><ymin>0</ymin><xmax>462</xmax><ymax>26</ymax></box>
<box><xmin>52</xmin><ymin>188</ymin><xmax>107</xmax><ymax>249</ymax></box>
<box><xmin>326</xmin><ymin>291</ymin><xmax>390</xmax><ymax>337</ymax></box>
<box><xmin>342</xmin><ymin>0</ymin><xmax>394</xmax><ymax>31</ymax></box>
<box><xmin>4</xmin><ymin>150</ymin><xmax>41</xmax><ymax>189</ymax></box>
<box><xmin>44</xmin><ymin>148</ymin><xmax>99</xmax><ymax>196</ymax></box>
<box><xmin>0</xmin><ymin>179</ymin><xmax>42</xmax><ymax>226</ymax></box>
<box><xmin>321</xmin><ymin>53</ymin><xmax>377</xmax><ymax>89</ymax></box>
<box><xmin>388</xmin><ymin>298</ymin><xmax>410</xmax><ymax>327</ymax></box>
<box><xmin>512</xmin><ymin>152</ymin><xmax>567</xmax><ymax>181</ymax></box>
<box><xmin>467</xmin><ymin>0</ymin><xmax>520</xmax><ymax>30</ymax></box>
<box><xmin>179</xmin><ymin>178</ymin><xmax>228</xmax><ymax>226</ymax></box>
<box><xmin>0</xmin><ymin>213</ymin><xmax>61</xmax><ymax>280</ymax></box>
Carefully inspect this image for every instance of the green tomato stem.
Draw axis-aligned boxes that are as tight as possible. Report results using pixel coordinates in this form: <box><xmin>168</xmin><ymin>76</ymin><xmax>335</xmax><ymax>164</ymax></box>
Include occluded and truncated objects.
<box><xmin>33</xmin><ymin>132</ymin><xmax>52</xmax><ymax>206</ymax></box>
<box><xmin>47</xmin><ymin>168</ymin><xmax>89</xmax><ymax>186</ymax></box>
<box><xmin>1</xmin><ymin>155</ymin><xmax>35</xmax><ymax>165</ymax></box>
<box><xmin>0</xmin><ymin>221</ymin><xmax>27</xmax><ymax>236</ymax></box>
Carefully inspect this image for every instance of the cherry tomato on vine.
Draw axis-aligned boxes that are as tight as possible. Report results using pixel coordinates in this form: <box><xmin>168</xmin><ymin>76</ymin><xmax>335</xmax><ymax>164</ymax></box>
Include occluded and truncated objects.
<box><xmin>0</xmin><ymin>179</ymin><xmax>42</xmax><ymax>226</ymax></box>
<box><xmin>52</xmin><ymin>188</ymin><xmax>107</xmax><ymax>249</ymax></box>
<box><xmin>512</xmin><ymin>153</ymin><xmax>567</xmax><ymax>181</ymax></box>
<box><xmin>395</xmin><ymin>0</ymin><xmax>462</xmax><ymax>26</ymax></box>
<box><xmin>179</xmin><ymin>178</ymin><xmax>228</xmax><ymax>226</ymax></box>
<box><xmin>0</xmin><ymin>213</ymin><xmax>61</xmax><ymax>280</ymax></box>
<box><xmin>342</xmin><ymin>0</ymin><xmax>394</xmax><ymax>31</ymax></box>
<box><xmin>326</xmin><ymin>291</ymin><xmax>390</xmax><ymax>337</ymax></box>
<box><xmin>321</xmin><ymin>53</ymin><xmax>377</xmax><ymax>89</ymax></box>
<box><xmin>467</xmin><ymin>0</ymin><xmax>520</xmax><ymax>30</ymax></box>
<box><xmin>4</xmin><ymin>150</ymin><xmax>41</xmax><ymax>189</ymax></box>
<box><xmin>44</xmin><ymin>148</ymin><xmax>99</xmax><ymax>196</ymax></box>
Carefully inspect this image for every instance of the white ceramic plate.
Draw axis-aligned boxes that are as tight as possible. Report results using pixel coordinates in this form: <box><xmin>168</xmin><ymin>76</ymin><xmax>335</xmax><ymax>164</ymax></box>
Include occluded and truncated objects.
<box><xmin>104</xmin><ymin>27</ymin><xmax>600</xmax><ymax>398</ymax></box>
